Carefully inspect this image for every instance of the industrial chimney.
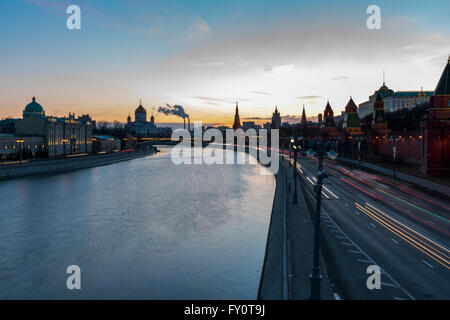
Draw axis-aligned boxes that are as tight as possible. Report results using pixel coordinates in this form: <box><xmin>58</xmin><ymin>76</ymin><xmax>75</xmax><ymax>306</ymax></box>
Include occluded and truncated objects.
<box><xmin>184</xmin><ymin>118</ymin><xmax>186</xmax><ymax>130</ymax></box>
<box><xmin>188</xmin><ymin>117</ymin><xmax>191</xmax><ymax>132</ymax></box>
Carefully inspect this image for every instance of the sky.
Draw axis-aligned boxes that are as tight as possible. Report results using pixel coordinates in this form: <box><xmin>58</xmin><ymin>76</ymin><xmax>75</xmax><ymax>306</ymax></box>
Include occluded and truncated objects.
<box><xmin>0</xmin><ymin>0</ymin><xmax>449</xmax><ymax>126</ymax></box>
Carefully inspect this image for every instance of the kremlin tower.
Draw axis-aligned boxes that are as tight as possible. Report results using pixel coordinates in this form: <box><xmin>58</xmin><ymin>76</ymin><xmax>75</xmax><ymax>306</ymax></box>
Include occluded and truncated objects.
<box><xmin>232</xmin><ymin>102</ymin><xmax>242</xmax><ymax>130</ymax></box>
<box><xmin>420</xmin><ymin>56</ymin><xmax>450</xmax><ymax>175</ymax></box>
<box><xmin>343</xmin><ymin>97</ymin><xmax>363</xmax><ymax>135</ymax></box>
<box><xmin>371</xmin><ymin>92</ymin><xmax>389</xmax><ymax>133</ymax></box>
<box><xmin>320</xmin><ymin>101</ymin><xmax>338</xmax><ymax>137</ymax></box>
<box><xmin>300</xmin><ymin>105</ymin><xmax>307</xmax><ymax>128</ymax></box>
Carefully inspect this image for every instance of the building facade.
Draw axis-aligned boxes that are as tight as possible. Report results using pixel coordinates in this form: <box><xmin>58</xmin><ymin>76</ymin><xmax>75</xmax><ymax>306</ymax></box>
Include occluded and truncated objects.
<box><xmin>1</xmin><ymin>97</ymin><xmax>93</xmax><ymax>158</ymax></box>
<box><xmin>0</xmin><ymin>134</ymin><xmax>44</xmax><ymax>160</ymax></box>
<box><xmin>359</xmin><ymin>82</ymin><xmax>433</xmax><ymax>119</ymax></box>
<box><xmin>271</xmin><ymin>106</ymin><xmax>281</xmax><ymax>129</ymax></box>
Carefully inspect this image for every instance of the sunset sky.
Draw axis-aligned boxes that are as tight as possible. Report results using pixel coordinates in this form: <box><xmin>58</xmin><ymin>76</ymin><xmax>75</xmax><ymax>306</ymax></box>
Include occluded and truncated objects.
<box><xmin>1</xmin><ymin>0</ymin><xmax>449</xmax><ymax>126</ymax></box>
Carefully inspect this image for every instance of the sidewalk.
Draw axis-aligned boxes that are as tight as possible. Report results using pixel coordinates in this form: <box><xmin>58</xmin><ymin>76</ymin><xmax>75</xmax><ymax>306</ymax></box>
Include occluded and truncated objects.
<box><xmin>283</xmin><ymin>159</ymin><xmax>334</xmax><ymax>300</ymax></box>
<box><xmin>338</xmin><ymin>158</ymin><xmax>450</xmax><ymax>197</ymax></box>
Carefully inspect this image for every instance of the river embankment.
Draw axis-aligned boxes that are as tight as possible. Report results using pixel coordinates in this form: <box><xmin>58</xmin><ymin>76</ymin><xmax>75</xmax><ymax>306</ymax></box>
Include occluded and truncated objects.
<box><xmin>0</xmin><ymin>149</ymin><xmax>156</xmax><ymax>181</ymax></box>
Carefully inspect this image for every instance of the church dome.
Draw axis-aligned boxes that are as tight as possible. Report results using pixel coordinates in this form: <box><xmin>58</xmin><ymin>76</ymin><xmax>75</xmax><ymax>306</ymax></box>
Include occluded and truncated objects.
<box><xmin>135</xmin><ymin>102</ymin><xmax>146</xmax><ymax>114</ymax></box>
<box><xmin>23</xmin><ymin>96</ymin><xmax>45</xmax><ymax>118</ymax></box>
<box><xmin>24</xmin><ymin>97</ymin><xmax>44</xmax><ymax>113</ymax></box>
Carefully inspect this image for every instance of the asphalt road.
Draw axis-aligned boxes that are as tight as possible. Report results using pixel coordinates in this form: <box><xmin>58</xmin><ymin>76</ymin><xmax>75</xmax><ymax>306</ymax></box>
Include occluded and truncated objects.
<box><xmin>285</xmin><ymin>153</ymin><xmax>450</xmax><ymax>300</ymax></box>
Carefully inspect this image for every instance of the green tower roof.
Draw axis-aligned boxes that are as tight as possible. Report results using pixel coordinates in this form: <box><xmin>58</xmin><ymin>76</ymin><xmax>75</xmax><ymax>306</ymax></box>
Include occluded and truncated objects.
<box><xmin>24</xmin><ymin>97</ymin><xmax>44</xmax><ymax>113</ymax></box>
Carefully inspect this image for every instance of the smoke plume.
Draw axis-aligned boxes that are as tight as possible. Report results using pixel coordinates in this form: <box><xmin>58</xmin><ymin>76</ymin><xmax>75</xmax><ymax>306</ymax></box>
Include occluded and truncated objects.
<box><xmin>158</xmin><ymin>104</ymin><xmax>189</xmax><ymax>119</ymax></box>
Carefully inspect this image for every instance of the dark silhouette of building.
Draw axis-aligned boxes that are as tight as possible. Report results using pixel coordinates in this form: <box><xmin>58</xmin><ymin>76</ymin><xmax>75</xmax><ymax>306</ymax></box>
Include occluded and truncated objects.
<box><xmin>271</xmin><ymin>106</ymin><xmax>281</xmax><ymax>129</ymax></box>
<box><xmin>232</xmin><ymin>102</ymin><xmax>242</xmax><ymax>130</ymax></box>
<box><xmin>343</xmin><ymin>97</ymin><xmax>363</xmax><ymax>135</ymax></box>
<box><xmin>300</xmin><ymin>105</ymin><xmax>307</xmax><ymax>128</ymax></box>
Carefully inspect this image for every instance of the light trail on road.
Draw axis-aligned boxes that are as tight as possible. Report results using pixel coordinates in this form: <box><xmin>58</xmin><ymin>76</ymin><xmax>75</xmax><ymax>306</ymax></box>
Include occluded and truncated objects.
<box><xmin>355</xmin><ymin>202</ymin><xmax>449</xmax><ymax>269</ymax></box>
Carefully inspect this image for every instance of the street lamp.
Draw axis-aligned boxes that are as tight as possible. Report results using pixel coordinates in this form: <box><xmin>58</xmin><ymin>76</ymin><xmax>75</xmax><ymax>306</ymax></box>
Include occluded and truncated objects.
<box><xmin>61</xmin><ymin>139</ymin><xmax>69</xmax><ymax>157</ymax></box>
<box><xmin>289</xmin><ymin>136</ymin><xmax>294</xmax><ymax>167</ymax></box>
<box><xmin>292</xmin><ymin>144</ymin><xmax>298</xmax><ymax>204</ymax></box>
<box><xmin>16</xmin><ymin>139</ymin><xmax>24</xmax><ymax>163</ymax></box>
<box><xmin>309</xmin><ymin>138</ymin><xmax>336</xmax><ymax>300</ymax></box>
<box><xmin>354</xmin><ymin>137</ymin><xmax>363</xmax><ymax>168</ymax></box>
<box><xmin>388</xmin><ymin>136</ymin><xmax>400</xmax><ymax>178</ymax></box>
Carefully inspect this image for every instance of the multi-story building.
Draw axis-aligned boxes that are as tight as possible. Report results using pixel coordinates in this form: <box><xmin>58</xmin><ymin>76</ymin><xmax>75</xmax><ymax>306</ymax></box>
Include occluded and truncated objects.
<box><xmin>358</xmin><ymin>82</ymin><xmax>433</xmax><ymax>119</ymax></box>
<box><xmin>0</xmin><ymin>134</ymin><xmax>44</xmax><ymax>160</ymax></box>
<box><xmin>11</xmin><ymin>97</ymin><xmax>93</xmax><ymax>157</ymax></box>
<box><xmin>271</xmin><ymin>106</ymin><xmax>281</xmax><ymax>129</ymax></box>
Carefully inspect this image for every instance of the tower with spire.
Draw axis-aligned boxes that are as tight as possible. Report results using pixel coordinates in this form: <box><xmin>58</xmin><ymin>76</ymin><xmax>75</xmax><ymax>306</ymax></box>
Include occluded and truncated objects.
<box><xmin>232</xmin><ymin>102</ymin><xmax>242</xmax><ymax>130</ymax></box>
<box><xmin>322</xmin><ymin>101</ymin><xmax>336</xmax><ymax>128</ymax></box>
<box><xmin>271</xmin><ymin>106</ymin><xmax>281</xmax><ymax>129</ymax></box>
<box><xmin>320</xmin><ymin>101</ymin><xmax>338</xmax><ymax>137</ymax></box>
<box><xmin>428</xmin><ymin>55</ymin><xmax>450</xmax><ymax>120</ymax></box>
<box><xmin>300</xmin><ymin>105</ymin><xmax>307</xmax><ymax>128</ymax></box>
<box><xmin>343</xmin><ymin>97</ymin><xmax>362</xmax><ymax>135</ymax></box>
<box><xmin>371</xmin><ymin>92</ymin><xmax>389</xmax><ymax>132</ymax></box>
<box><xmin>420</xmin><ymin>56</ymin><xmax>450</xmax><ymax>175</ymax></box>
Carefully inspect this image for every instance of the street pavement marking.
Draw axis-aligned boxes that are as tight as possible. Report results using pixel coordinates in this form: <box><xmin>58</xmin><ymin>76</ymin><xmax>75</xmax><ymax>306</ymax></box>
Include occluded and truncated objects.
<box><xmin>422</xmin><ymin>260</ymin><xmax>434</xmax><ymax>269</ymax></box>
<box><xmin>348</xmin><ymin>249</ymin><xmax>363</xmax><ymax>254</ymax></box>
<box><xmin>341</xmin><ymin>242</ymin><xmax>354</xmax><ymax>246</ymax></box>
<box><xmin>357</xmin><ymin>259</ymin><xmax>372</xmax><ymax>264</ymax></box>
<box><xmin>322</xmin><ymin>185</ymin><xmax>339</xmax><ymax>199</ymax></box>
<box><xmin>381</xmin><ymin>282</ymin><xmax>399</xmax><ymax>288</ymax></box>
<box><xmin>321</xmin><ymin>208</ymin><xmax>415</xmax><ymax>300</ymax></box>
<box><xmin>391</xmin><ymin>238</ymin><xmax>399</xmax><ymax>244</ymax></box>
<box><xmin>370</xmin><ymin>223</ymin><xmax>377</xmax><ymax>228</ymax></box>
<box><xmin>299</xmin><ymin>186</ymin><xmax>415</xmax><ymax>299</ymax></box>
<box><xmin>354</xmin><ymin>211</ymin><xmax>361</xmax><ymax>215</ymax></box>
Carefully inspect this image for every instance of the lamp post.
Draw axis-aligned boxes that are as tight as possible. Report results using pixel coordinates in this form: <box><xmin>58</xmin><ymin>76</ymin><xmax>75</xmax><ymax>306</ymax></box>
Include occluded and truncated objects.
<box><xmin>389</xmin><ymin>136</ymin><xmax>400</xmax><ymax>178</ymax></box>
<box><xmin>61</xmin><ymin>139</ymin><xmax>69</xmax><ymax>157</ymax></box>
<box><xmin>354</xmin><ymin>137</ymin><xmax>363</xmax><ymax>168</ymax></box>
<box><xmin>292</xmin><ymin>144</ymin><xmax>298</xmax><ymax>204</ymax></box>
<box><xmin>289</xmin><ymin>136</ymin><xmax>294</xmax><ymax>167</ymax></box>
<box><xmin>310</xmin><ymin>138</ymin><xmax>336</xmax><ymax>300</ymax></box>
<box><xmin>16</xmin><ymin>138</ymin><xmax>24</xmax><ymax>163</ymax></box>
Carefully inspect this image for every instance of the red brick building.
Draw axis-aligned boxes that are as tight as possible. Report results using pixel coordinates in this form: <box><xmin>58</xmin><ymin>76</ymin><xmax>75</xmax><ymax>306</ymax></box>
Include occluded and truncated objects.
<box><xmin>420</xmin><ymin>56</ymin><xmax>450</xmax><ymax>175</ymax></box>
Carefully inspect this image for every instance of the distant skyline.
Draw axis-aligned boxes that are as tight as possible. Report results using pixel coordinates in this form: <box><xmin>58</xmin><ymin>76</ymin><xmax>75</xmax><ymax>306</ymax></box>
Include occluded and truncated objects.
<box><xmin>1</xmin><ymin>0</ymin><xmax>449</xmax><ymax>125</ymax></box>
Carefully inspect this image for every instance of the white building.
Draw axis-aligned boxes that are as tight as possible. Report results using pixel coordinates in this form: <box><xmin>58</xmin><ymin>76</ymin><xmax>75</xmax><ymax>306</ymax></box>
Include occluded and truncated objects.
<box><xmin>358</xmin><ymin>82</ymin><xmax>433</xmax><ymax>119</ymax></box>
<box><xmin>126</xmin><ymin>102</ymin><xmax>173</xmax><ymax>137</ymax></box>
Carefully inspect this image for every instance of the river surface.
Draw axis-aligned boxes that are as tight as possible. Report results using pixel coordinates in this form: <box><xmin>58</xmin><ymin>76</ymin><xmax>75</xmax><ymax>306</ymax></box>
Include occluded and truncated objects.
<box><xmin>0</xmin><ymin>148</ymin><xmax>275</xmax><ymax>299</ymax></box>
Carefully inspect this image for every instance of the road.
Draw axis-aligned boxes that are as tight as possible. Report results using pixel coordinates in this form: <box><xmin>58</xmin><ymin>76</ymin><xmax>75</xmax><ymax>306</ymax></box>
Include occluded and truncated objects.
<box><xmin>285</xmin><ymin>153</ymin><xmax>450</xmax><ymax>300</ymax></box>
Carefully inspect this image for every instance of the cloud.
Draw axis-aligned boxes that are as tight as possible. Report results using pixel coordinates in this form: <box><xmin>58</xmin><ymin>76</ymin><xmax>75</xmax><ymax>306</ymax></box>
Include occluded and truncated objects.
<box><xmin>186</xmin><ymin>18</ymin><xmax>211</xmax><ymax>40</ymax></box>
<box><xmin>331</xmin><ymin>76</ymin><xmax>350</xmax><ymax>81</ymax></box>
<box><xmin>250</xmin><ymin>90</ymin><xmax>271</xmax><ymax>96</ymax></box>
<box><xmin>243</xmin><ymin>117</ymin><xmax>271</xmax><ymax>121</ymax></box>
<box><xmin>262</xmin><ymin>64</ymin><xmax>295</xmax><ymax>73</ymax></box>
<box><xmin>191</xmin><ymin>96</ymin><xmax>234</xmax><ymax>104</ymax></box>
<box><xmin>196</xmin><ymin>19</ymin><xmax>211</xmax><ymax>33</ymax></box>
<box><xmin>297</xmin><ymin>95</ymin><xmax>322</xmax><ymax>99</ymax></box>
